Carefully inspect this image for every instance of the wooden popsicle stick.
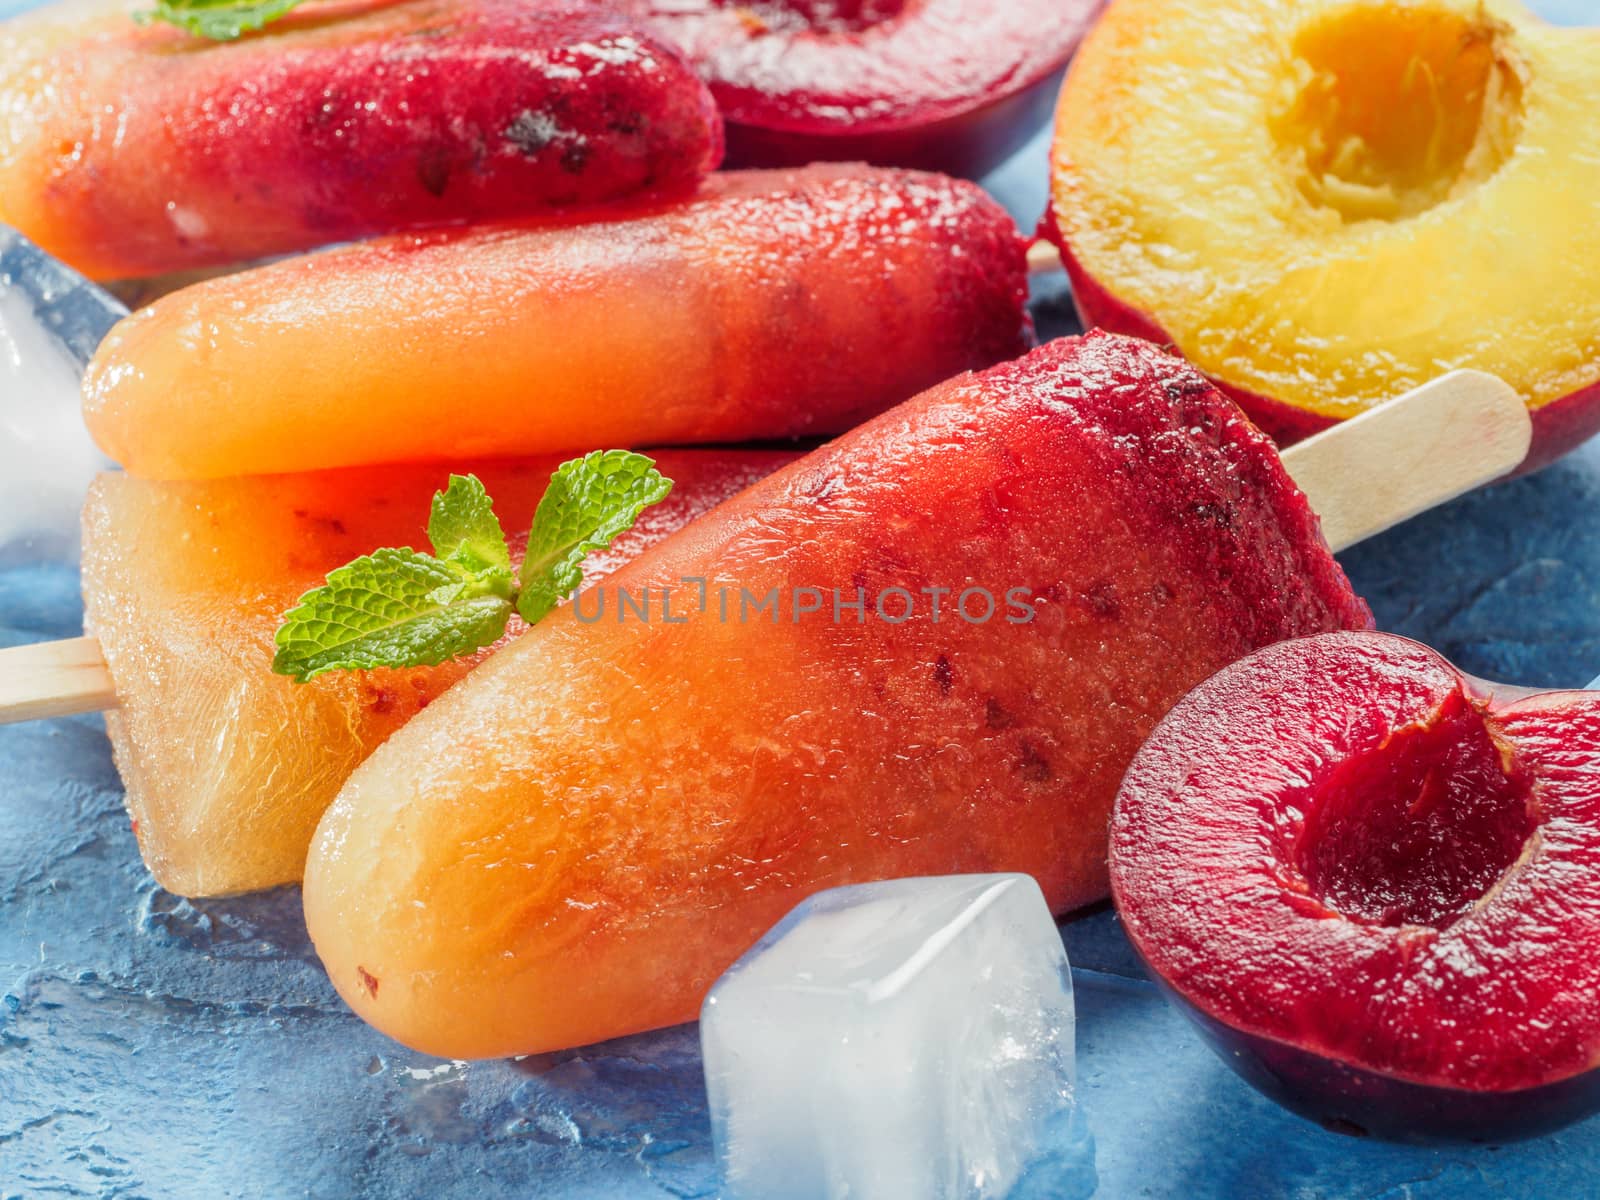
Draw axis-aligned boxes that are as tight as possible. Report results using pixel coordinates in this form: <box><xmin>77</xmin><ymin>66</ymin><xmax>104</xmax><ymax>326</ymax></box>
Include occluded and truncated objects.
<box><xmin>0</xmin><ymin>369</ymin><xmax>1535</xmax><ymax>727</ymax></box>
<box><xmin>1281</xmin><ymin>370</ymin><xmax>1531</xmax><ymax>553</ymax></box>
<box><xmin>1026</xmin><ymin>240</ymin><xmax>1063</xmax><ymax>275</ymax></box>
<box><xmin>0</xmin><ymin>635</ymin><xmax>116</xmax><ymax>722</ymax></box>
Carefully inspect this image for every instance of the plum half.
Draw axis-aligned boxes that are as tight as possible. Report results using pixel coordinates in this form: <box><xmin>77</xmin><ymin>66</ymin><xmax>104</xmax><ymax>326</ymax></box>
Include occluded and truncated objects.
<box><xmin>634</xmin><ymin>0</ymin><xmax>1104</xmax><ymax>177</ymax></box>
<box><xmin>1111</xmin><ymin>630</ymin><xmax>1600</xmax><ymax>1142</ymax></box>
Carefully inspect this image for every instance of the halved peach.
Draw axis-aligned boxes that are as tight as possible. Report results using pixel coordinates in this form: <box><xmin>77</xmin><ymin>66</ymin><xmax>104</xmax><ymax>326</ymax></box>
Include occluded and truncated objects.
<box><xmin>1050</xmin><ymin>0</ymin><xmax>1600</xmax><ymax>471</ymax></box>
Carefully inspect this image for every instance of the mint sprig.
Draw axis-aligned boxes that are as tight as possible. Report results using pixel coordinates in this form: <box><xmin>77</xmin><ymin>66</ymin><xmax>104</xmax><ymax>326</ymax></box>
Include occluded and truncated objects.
<box><xmin>272</xmin><ymin>454</ymin><xmax>672</xmax><ymax>683</ymax></box>
<box><xmin>137</xmin><ymin>0</ymin><xmax>306</xmax><ymax>41</ymax></box>
<box><xmin>518</xmin><ymin>450</ymin><xmax>674</xmax><ymax>625</ymax></box>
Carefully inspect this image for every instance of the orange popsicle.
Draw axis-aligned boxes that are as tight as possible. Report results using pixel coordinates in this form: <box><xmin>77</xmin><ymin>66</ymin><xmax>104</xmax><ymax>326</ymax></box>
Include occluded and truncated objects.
<box><xmin>82</xmin><ymin>165</ymin><xmax>1031</xmax><ymax>480</ymax></box>
<box><xmin>81</xmin><ymin>449</ymin><xmax>794</xmax><ymax>897</ymax></box>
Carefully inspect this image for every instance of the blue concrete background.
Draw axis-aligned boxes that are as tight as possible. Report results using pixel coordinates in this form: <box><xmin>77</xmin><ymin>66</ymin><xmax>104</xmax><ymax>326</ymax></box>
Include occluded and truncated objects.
<box><xmin>3</xmin><ymin>1</ymin><xmax>1599</xmax><ymax>1197</ymax></box>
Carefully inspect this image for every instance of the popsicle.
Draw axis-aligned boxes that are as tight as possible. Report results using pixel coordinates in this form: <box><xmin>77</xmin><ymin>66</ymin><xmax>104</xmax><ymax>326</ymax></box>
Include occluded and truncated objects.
<box><xmin>298</xmin><ymin>332</ymin><xmax>1530</xmax><ymax>1059</ymax></box>
<box><xmin>81</xmin><ymin>165</ymin><xmax>1031</xmax><ymax>480</ymax></box>
<box><xmin>0</xmin><ymin>0</ymin><xmax>723</xmax><ymax>280</ymax></box>
<box><xmin>73</xmin><ymin>449</ymin><xmax>796</xmax><ymax>898</ymax></box>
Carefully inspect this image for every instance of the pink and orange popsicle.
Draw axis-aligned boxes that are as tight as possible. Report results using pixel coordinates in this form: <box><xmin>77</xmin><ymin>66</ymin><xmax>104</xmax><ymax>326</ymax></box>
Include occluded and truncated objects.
<box><xmin>0</xmin><ymin>0</ymin><xmax>722</xmax><ymax>278</ymax></box>
<box><xmin>302</xmin><ymin>332</ymin><xmax>1374</xmax><ymax>1057</ymax></box>
<box><xmin>81</xmin><ymin>449</ymin><xmax>796</xmax><ymax>898</ymax></box>
<box><xmin>83</xmin><ymin>164</ymin><xmax>1031</xmax><ymax>479</ymax></box>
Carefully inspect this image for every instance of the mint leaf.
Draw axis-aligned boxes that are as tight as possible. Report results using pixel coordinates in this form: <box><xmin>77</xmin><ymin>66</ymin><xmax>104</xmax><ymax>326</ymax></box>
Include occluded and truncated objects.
<box><xmin>429</xmin><ymin>474</ymin><xmax>512</xmax><ymax>578</ymax></box>
<box><xmin>137</xmin><ymin>0</ymin><xmax>305</xmax><ymax>40</ymax></box>
<box><xmin>517</xmin><ymin>451</ymin><xmax>673</xmax><ymax>625</ymax></box>
<box><xmin>271</xmin><ymin>457</ymin><xmax>673</xmax><ymax>682</ymax></box>
<box><xmin>272</xmin><ymin>548</ymin><xmax>511</xmax><ymax>683</ymax></box>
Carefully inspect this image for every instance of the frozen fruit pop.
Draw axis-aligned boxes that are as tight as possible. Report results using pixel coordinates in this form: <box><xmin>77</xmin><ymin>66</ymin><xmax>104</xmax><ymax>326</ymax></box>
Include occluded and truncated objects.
<box><xmin>300</xmin><ymin>331</ymin><xmax>1379</xmax><ymax>1059</ymax></box>
<box><xmin>82</xmin><ymin>165</ymin><xmax>1030</xmax><ymax>480</ymax></box>
<box><xmin>0</xmin><ymin>0</ymin><xmax>722</xmax><ymax>280</ymax></box>
<box><xmin>78</xmin><ymin>449</ymin><xmax>795</xmax><ymax>898</ymax></box>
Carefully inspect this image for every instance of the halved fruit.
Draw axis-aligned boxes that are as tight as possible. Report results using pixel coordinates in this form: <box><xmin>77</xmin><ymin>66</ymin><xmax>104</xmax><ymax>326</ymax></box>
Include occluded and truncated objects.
<box><xmin>636</xmin><ymin>0</ymin><xmax>1103</xmax><ymax>177</ymax></box>
<box><xmin>1112</xmin><ymin>630</ymin><xmax>1600</xmax><ymax>1142</ymax></box>
<box><xmin>1050</xmin><ymin>0</ymin><xmax>1600</xmax><ymax>471</ymax></box>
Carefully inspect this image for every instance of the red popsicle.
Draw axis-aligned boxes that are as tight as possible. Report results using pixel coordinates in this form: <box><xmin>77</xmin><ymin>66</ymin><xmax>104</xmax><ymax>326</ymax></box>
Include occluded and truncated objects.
<box><xmin>0</xmin><ymin>0</ymin><xmax>722</xmax><ymax>278</ymax></box>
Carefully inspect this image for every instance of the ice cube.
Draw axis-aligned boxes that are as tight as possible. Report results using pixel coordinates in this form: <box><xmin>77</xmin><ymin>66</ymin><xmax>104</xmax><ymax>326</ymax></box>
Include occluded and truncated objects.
<box><xmin>701</xmin><ymin>873</ymin><xmax>1092</xmax><ymax>1200</ymax></box>
<box><xmin>0</xmin><ymin>227</ymin><xmax>124</xmax><ymax>562</ymax></box>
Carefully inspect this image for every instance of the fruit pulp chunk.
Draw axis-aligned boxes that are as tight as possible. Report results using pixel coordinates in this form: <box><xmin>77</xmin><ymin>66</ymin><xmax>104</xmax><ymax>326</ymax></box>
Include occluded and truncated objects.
<box><xmin>1111</xmin><ymin>632</ymin><xmax>1600</xmax><ymax>1107</ymax></box>
<box><xmin>1050</xmin><ymin>0</ymin><xmax>1600</xmax><ymax>466</ymax></box>
<box><xmin>0</xmin><ymin>0</ymin><xmax>721</xmax><ymax>279</ymax></box>
<box><xmin>83</xmin><ymin>164</ymin><xmax>1030</xmax><ymax>480</ymax></box>
<box><xmin>702</xmin><ymin>874</ymin><xmax>1093</xmax><ymax>1200</ymax></box>
<box><xmin>80</xmin><ymin>450</ymin><xmax>793</xmax><ymax>898</ymax></box>
<box><xmin>302</xmin><ymin>331</ymin><xmax>1372</xmax><ymax>1059</ymax></box>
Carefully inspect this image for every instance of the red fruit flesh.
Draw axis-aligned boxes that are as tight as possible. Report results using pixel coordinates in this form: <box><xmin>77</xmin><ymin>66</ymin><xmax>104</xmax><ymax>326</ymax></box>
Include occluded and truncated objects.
<box><xmin>634</xmin><ymin>0</ymin><xmax>1103</xmax><ymax>177</ymax></box>
<box><xmin>1111</xmin><ymin>631</ymin><xmax>1600</xmax><ymax>1141</ymax></box>
<box><xmin>0</xmin><ymin>0</ymin><xmax>722</xmax><ymax>279</ymax></box>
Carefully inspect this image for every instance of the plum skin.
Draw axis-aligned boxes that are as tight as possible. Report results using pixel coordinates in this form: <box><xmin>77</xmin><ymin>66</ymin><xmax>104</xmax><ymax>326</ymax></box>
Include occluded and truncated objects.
<box><xmin>1168</xmin><ymin>989</ymin><xmax>1600</xmax><ymax>1144</ymax></box>
<box><xmin>716</xmin><ymin>66</ymin><xmax>1069</xmax><ymax>179</ymax></box>
<box><xmin>1111</xmin><ymin>631</ymin><xmax>1600</xmax><ymax>1143</ymax></box>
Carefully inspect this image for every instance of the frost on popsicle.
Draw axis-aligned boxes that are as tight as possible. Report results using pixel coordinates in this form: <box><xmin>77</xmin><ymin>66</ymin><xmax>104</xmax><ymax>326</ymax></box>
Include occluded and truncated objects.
<box><xmin>273</xmin><ymin>453</ymin><xmax>672</xmax><ymax>682</ymax></box>
<box><xmin>701</xmin><ymin>874</ymin><xmax>1095</xmax><ymax>1200</ymax></box>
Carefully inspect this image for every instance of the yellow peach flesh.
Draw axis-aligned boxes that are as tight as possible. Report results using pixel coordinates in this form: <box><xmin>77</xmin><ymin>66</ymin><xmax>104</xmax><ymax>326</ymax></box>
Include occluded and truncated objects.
<box><xmin>1052</xmin><ymin>0</ymin><xmax>1600</xmax><ymax>421</ymax></box>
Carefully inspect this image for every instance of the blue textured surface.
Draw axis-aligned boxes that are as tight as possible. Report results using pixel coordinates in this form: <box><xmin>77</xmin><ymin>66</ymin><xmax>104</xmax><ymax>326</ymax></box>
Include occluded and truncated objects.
<box><xmin>4</xmin><ymin>1</ymin><xmax>1600</xmax><ymax>1196</ymax></box>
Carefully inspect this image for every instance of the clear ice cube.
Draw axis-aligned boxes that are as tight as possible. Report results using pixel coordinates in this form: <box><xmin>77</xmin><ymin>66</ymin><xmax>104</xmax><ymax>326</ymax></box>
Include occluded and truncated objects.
<box><xmin>701</xmin><ymin>873</ymin><xmax>1092</xmax><ymax>1200</ymax></box>
<box><xmin>0</xmin><ymin>227</ymin><xmax>124</xmax><ymax>562</ymax></box>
